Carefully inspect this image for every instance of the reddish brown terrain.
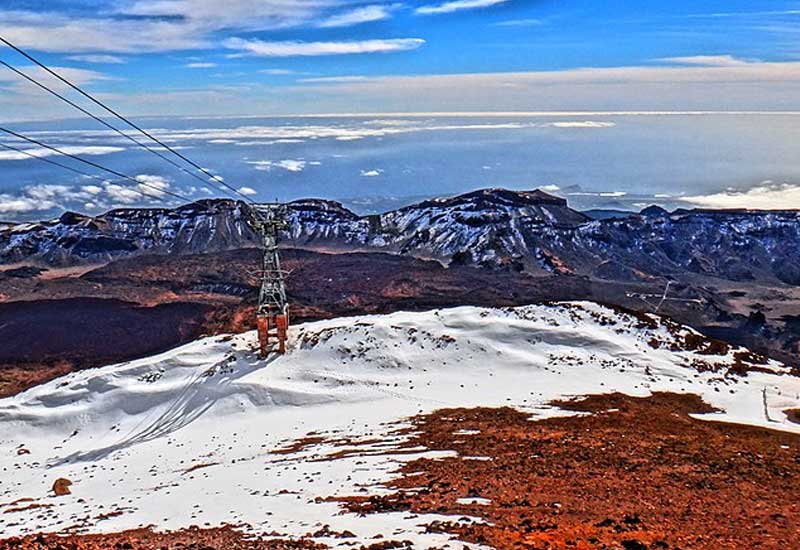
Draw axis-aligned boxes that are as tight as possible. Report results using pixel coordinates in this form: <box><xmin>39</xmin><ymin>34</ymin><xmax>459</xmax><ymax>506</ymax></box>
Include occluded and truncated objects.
<box><xmin>339</xmin><ymin>393</ymin><xmax>800</xmax><ymax>550</ymax></box>
<box><xmin>2</xmin><ymin>247</ymin><xmax>798</xmax><ymax>398</ymax></box>
<box><xmin>0</xmin><ymin>248</ymin><xmax>602</xmax><ymax>396</ymax></box>
<box><xmin>6</xmin><ymin>393</ymin><xmax>797</xmax><ymax>549</ymax></box>
<box><xmin>0</xmin><ymin>526</ymin><xmax>325</xmax><ymax>550</ymax></box>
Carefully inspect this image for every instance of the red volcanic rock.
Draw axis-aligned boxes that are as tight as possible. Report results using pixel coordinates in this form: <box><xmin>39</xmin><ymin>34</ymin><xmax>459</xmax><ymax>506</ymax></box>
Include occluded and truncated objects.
<box><xmin>339</xmin><ymin>393</ymin><xmax>800</xmax><ymax>550</ymax></box>
<box><xmin>51</xmin><ymin>478</ymin><xmax>72</xmax><ymax>496</ymax></box>
<box><xmin>0</xmin><ymin>526</ymin><xmax>326</xmax><ymax>550</ymax></box>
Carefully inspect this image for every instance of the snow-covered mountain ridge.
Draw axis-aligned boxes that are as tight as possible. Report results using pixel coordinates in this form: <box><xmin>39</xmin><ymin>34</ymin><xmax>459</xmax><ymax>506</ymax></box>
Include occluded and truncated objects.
<box><xmin>2</xmin><ymin>188</ymin><xmax>799</xmax><ymax>284</ymax></box>
<box><xmin>1</xmin><ymin>302</ymin><xmax>798</xmax><ymax>545</ymax></box>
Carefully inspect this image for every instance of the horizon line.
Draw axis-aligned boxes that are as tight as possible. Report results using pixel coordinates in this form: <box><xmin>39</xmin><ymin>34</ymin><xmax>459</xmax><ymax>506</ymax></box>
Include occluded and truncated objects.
<box><xmin>5</xmin><ymin>110</ymin><xmax>800</xmax><ymax>125</ymax></box>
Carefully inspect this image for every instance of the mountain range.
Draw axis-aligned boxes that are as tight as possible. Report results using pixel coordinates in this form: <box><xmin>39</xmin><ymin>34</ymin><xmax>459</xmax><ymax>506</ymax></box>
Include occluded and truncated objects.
<box><xmin>2</xmin><ymin>188</ymin><xmax>799</xmax><ymax>287</ymax></box>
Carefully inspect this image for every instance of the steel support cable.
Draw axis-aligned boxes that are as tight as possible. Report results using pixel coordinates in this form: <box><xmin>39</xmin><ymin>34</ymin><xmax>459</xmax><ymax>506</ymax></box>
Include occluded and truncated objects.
<box><xmin>0</xmin><ymin>139</ymin><xmax>188</xmax><ymax>200</ymax></box>
<box><xmin>1</xmin><ymin>140</ymin><xmax>125</xmax><ymax>185</ymax></box>
<box><xmin>0</xmin><ymin>126</ymin><xmax>195</xmax><ymax>204</ymax></box>
<box><xmin>0</xmin><ymin>58</ymin><xmax>234</xmax><ymax>192</ymax></box>
<box><xmin>0</xmin><ymin>141</ymin><xmax>177</xmax><ymax>204</ymax></box>
<box><xmin>0</xmin><ymin>36</ymin><xmax>256</xmax><ymax>204</ymax></box>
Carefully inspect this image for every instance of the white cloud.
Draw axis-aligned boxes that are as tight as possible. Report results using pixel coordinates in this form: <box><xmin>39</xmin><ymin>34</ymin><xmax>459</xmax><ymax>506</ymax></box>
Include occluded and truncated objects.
<box><xmin>81</xmin><ymin>185</ymin><xmax>104</xmax><ymax>195</ymax></box>
<box><xmin>0</xmin><ymin>65</ymin><xmax>110</xmax><ymax>91</ymax></box>
<box><xmin>0</xmin><ymin>183</ymin><xmax>95</xmax><ymax>214</ymax></box>
<box><xmin>657</xmin><ymin>55</ymin><xmax>752</xmax><ymax>67</ymax></box>
<box><xmin>416</xmin><ymin>0</ymin><xmax>508</xmax><ymax>15</ymax></box>
<box><xmin>0</xmin><ymin>1</ymin><xmax>343</xmax><ymax>54</ymax></box>
<box><xmin>259</xmin><ymin>69</ymin><xmax>296</xmax><ymax>75</ymax></box>
<box><xmin>225</xmin><ymin>37</ymin><xmax>425</xmax><ymax>57</ymax></box>
<box><xmin>185</xmin><ymin>62</ymin><xmax>218</xmax><ymax>69</ymax></box>
<box><xmin>247</xmin><ymin>159</ymin><xmax>309</xmax><ymax>172</ymax></box>
<box><xmin>234</xmin><ymin>139</ymin><xmax>307</xmax><ymax>146</ymax></box>
<box><xmin>299</xmin><ymin>76</ymin><xmax>369</xmax><ymax>83</ymax></box>
<box><xmin>105</xmin><ymin>184</ymin><xmax>144</xmax><ymax>204</ymax></box>
<box><xmin>361</xmin><ymin>169</ymin><xmax>383</xmax><ymax>177</ymax></box>
<box><xmin>0</xmin><ymin>146</ymin><xmax>124</xmax><ymax>161</ymax></box>
<box><xmin>540</xmin><ymin>185</ymin><xmax>560</xmax><ymax>192</ymax></box>
<box><xmin>0</xmin><ymin>194</ymin><xmax>58</xmax><ymax>214</ymax></box>
<box><xmin>303</xmin><ymin>57</ymin><xmax>800</xmax><ymax>89</ymax></box>
<box><xmin>25</xmin><ymin>184</ymin><xmax>73</xmax><ymax>201</ymax></box>
<box><xmin>318</xmin><ymin>5</ymin><xmax>397</xmax><ymax>28</ymax></box>
<box><xmin>289</xmin><ymin>57</ymin><xmax>800</xmax><ymax>112</ymax></box>
<box><xmin>682</xmin><ymin>182</ymin><xmax>800</xmax><ymax>210</ymax></box>
<box><xmin>542</xmin><ymin>121</ymin><xmax>617</xmax><ymax>128</ymax></box>
<box><xmin>0</xmin><ymin>10</ymin><xmax>209</xmax><ymax>53</ymax></box>
<box><xmin>687</xmin><ymin>9</ymin><xmax>800</xmax><ymax>18</ymax></box>
<box><xmin>8</xmin><ymin>53</ymin><xmax>800</xmax><ymax>120</ymax></box>
<box><xmin>0</xmin><ymin>64</ymin><xmax>114</xmax><ymax>122</ymax></box>
<box><xmin>135</xmin><ymin>174</ymin><xmax>171</xmax><ymax>198</ymax></box>
<box><xmin>24</xmin><ymin>120</ymin><xmax>608</xmax><ymax>149</ymax></box>
<box><xmin>0</xmin><ymin>174</ymin><xmax>186</xmax><ymax>215</ymax></box>
<box><xmin>238</xmin><ymin>186</ymin><xmax>258</xmax><ymax>196</ymax></box>
<box><xmin>122</xmin><ymin>0</ymin><xmax>325</xmax><ymax>30</ymax></box>
<box><xmin>494</xmin><ymin>18</ymin><xmax>544</xmax><ymax>27</ymax></box>
<box><xmin>67</xmin><ymin>55</ymin><xmax>126</xmax><ymax>64</ymax></box>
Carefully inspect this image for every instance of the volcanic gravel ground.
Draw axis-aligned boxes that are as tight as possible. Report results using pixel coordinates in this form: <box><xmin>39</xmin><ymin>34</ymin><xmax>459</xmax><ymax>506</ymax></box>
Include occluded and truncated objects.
<box><xmin>0</xmin><ymin>526</ymin><xmax>325</xmax><ymax>550</ymax></box>
<box><xmin>340</xmin><ymin>393</ymin><xmax>800</xmax><ymax>550</ymax></box>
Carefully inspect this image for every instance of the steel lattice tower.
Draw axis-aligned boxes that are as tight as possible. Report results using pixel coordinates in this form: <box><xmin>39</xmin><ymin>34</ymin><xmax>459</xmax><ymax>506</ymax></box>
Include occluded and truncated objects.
<box><xmin>251</xmin><ymin>203</ymin><xmax>290</xmax><ymax>356</ymax></box>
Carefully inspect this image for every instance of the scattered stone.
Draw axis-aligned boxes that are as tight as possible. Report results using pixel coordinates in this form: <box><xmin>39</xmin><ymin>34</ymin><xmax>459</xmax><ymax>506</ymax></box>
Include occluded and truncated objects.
<box><xmin>52</xmin><ymin>478</ymin><xmax>73</xmax><ymax>497</ymax></box>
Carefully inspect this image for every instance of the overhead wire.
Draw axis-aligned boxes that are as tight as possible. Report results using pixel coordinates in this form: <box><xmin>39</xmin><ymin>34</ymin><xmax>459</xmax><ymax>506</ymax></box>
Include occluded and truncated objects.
<box><xmin>0</xmin><ymin>58</ymin><xmax>236</xmax><ymax>193</ymax></box>
<box><xmin>0</xmin><ymin>140</ymin><xmax>181</xmax><ymax>205</ymax></box>
<box><xmin>0</xmin><ymin>35</ymin><xmax>257</xmax><ymax>204</ymax></box>
<box><xmin>0</xmin><ymin>126</ymin><xmax>196</xmax><ymax>204</ymax></box>
<box><xmin>1</xmin><ymin>140</ymin><xmax>123</xmax><ymax>185</ymax></box>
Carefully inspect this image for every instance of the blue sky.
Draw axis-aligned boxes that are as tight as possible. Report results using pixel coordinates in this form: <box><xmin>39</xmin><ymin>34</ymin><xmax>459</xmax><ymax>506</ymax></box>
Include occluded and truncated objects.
<box><xmin>2</xmin><ymin>1</ymin><xmax>800</xmax><ymax>119</ymax></box>
<box><xmin>2</xmin><ymin>1</ymin><xmax>800</xmax><ymax>218</ymax></box>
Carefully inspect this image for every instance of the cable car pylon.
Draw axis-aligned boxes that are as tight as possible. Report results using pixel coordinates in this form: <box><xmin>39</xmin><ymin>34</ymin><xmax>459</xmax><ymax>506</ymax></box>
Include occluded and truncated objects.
<box><xmin>251</xmin><ymin>203</ymin><xmax>290</xmax><ymax>357</ymax></box>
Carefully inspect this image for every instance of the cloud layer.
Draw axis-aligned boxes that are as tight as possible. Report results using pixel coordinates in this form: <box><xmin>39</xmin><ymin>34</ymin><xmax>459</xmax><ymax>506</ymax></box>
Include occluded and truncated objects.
<box><xmin>0</xmin><ymin>145</ymin><xmax>124</xmax><ymax>161</ymax></box>
<box><xmin>0</xmin><ymin>1</ymin><xmax>466</xmax><ymax>55</ymax></box>
<box><xmin>29</xmin><ymin>119</ymin><xmax>612</xmax><ymax>148</ymax></box>
<box><xmin>683</xmin><ymin>182</ymin><xmax>800</xmax><ymax>210</ymax></box>
<box><xmin>416</xmin><ymin>0</ymin><xmax>509</xmax><ymax>15</ymax></box>
<box><xmin>224</xmin><ymin>38</ymin><xmax>425</xmax><ymax>57</ymax></box>
<box><xmin>287</xmin><ymin>57</ymin><xmax>800</xmax><ymax>112</ymax></box>
<box><xmin>317</xmin><ymin>5</ymin><xmax>398</xmax><ymax>28</ymax></box>
<box><xmin>0</xmin><ymin>175</ymin><xmax>176</xmax><ymax>215</ymax></box>
<box><xmin>247</xmin><ymin>159</ymin><xmax>316</xmax><ymax>172</ymax></box>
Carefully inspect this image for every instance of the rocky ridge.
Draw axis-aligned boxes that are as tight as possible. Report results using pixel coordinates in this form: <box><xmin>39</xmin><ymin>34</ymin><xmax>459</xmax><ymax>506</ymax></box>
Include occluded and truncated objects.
<box><xmin>2</xmin><ymin>188</ymin><xmax>799</xmax><ymax>285</ymax></box>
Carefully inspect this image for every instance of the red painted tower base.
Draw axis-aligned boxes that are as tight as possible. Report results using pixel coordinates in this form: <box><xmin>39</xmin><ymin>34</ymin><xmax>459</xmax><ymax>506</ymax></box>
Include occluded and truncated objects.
<box><xmin>257</xmin><ymin>312</ymin><xmax>289</xmax><ymax>357</ymax></box>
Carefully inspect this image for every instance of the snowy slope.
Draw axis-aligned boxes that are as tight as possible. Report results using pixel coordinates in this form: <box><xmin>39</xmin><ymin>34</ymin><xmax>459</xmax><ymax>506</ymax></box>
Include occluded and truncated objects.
<box><xmin>1</xmin><ymin>303</ymin><xmax>799</xmax><ymax>546</ymax></box>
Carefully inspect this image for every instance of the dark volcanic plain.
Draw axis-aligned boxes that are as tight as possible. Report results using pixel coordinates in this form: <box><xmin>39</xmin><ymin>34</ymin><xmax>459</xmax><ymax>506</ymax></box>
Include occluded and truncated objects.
<box><xmin>1</xmin><ymin>245</ymin><xmax>798</xmax><ymax>397</ymax></box>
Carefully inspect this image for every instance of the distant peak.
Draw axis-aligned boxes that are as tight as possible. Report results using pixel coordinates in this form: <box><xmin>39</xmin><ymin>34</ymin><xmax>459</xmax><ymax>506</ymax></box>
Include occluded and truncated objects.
<box><xmin>58</xmin><ymin>211</ymin><xmax>92</xmax><ymax>226</ymax></box>
<box><xmin>640</xmin><ymin>205</ymin><xmax>670</xmax><ymax>217</ymax></box>
<box><xmin>472</xmin><ymin>187</ymin><xmax>566</xmax><ymax>204</ymax></box>
<box><xmin>413</xmin><ymin>187</ymin><xmax>569</xmax><ymax>210</ymax></box>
